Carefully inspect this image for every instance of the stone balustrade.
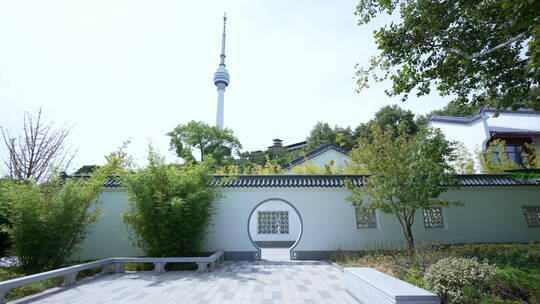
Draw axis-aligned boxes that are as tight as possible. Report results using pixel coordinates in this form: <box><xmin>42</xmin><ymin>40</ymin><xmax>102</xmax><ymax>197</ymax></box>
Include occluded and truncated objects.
<box><xmin>0</xmin><ymin>250</ymin><xmax>225</xmax><ymax>304</ymax></box>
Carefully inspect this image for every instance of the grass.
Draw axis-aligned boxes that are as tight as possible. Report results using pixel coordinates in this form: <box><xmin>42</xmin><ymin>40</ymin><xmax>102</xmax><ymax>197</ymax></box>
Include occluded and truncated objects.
<box><xmin>330</xmin><ymin>243</ymin><xmax>540</xmax><ymax>303</ymax></box>
<box><xmin>0</xmin><ymin>261</ymin><xmax>103</xmax><ymax>302</ymax></box>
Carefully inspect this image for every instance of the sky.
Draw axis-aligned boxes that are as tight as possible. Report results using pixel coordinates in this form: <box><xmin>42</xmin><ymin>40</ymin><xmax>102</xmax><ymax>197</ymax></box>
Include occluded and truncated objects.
<box><xmin>0</xmin><ymin>0</ymin><xmax>451</xmax><ymax>172</ymax></box>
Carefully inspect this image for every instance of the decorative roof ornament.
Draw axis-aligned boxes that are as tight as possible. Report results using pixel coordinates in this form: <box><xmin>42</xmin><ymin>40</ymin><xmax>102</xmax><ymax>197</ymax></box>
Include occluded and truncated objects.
<box><xmin>214</xmin><ymin>12</ymin><xmax>230</xmax><ymax>129</ymax></box>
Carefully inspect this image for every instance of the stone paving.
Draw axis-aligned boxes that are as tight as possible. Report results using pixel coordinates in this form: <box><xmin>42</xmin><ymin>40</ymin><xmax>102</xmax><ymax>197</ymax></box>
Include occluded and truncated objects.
<box><xmin>11</xmin><ymin>259</ymin><xmax>358</xmax><ymax>304</ymax></box>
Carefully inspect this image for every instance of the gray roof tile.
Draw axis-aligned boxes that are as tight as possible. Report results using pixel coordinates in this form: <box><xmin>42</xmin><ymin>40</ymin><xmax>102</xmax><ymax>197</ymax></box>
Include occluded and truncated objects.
<box><xmin>71</xmin><ymin>174</ymin><xmax>540</xmax><ymax>188</ymax></box>
<box><xmin>281</xmin><ymin>143</ymin><xmax>348</xmax><ymax>170</ymax></box>
<box><xmin>210</xmin><ymin>174</ymin><xmax>540</xmax><ymax>188</ymax></box>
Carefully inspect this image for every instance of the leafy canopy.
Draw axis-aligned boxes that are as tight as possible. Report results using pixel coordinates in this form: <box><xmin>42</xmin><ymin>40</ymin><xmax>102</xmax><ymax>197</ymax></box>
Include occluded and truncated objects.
<box><xmin>167</xmin><ymin>121</ymin><xmax>241</xmax><ymax>164</ymax></box>
<box><xmin>355</xmin><ymin>0</ymin><xmax>540</xmax><ymax>111</ymax></box>
<box><xmin>347</xmin><ymin>123</ymin><xmax>460</xmax><ymax>253</ymax></box>
<box><xmin>355</xmin><ymin>105</ymin><xmax>419</xmax><ymax>142</ymax></box>
<box><xmin>306</xmin><ymin>122</ymin><xmax>356</xmax><ymax>151</ymax></box>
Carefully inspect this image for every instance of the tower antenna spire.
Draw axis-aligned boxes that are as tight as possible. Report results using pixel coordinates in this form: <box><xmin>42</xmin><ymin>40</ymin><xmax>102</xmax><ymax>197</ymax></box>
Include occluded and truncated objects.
<box><xmin>220</xmin><ymin>12</ymin><xmax>227</xmax><ymax>67</ymax></box>
<box><xmin>213</xmin><ymin>12</ymin><xmax>230</xmax><ymax>129</ymax></box>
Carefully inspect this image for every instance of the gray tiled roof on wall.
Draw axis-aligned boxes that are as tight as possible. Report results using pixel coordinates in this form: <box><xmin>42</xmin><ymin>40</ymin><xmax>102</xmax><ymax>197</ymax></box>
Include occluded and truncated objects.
<box><xmin>427</xmin><ymin>114</ymin><xmax>486</xmax><ymax>125</ymax></box>
<box><xmin>66</xmin><ymin>175</ymin><xmax>123</xmax><ymax>188</ymax></box>
<box><xmin>481</xmin><ymin>108</ymin><xmax>540</xmax><ymax>115</ymax></box>
<box><xmin>72</xmin><ymin>174</ymin><xmax>540</xmax><ymax>188</ymax></box>
<box><xmin>210</xmin><ymin>174</ymin><xmax>540</xmax><ymax>188</ymax></box>
<box><xmin>281</xmin><ymin>143</ymin><xmax>349</xmax><ymax>170</ymax></box>
<box><xmin>489</xmin><ymin>126</ymin><xmax>540</xmax><ymax>135</ymax></box>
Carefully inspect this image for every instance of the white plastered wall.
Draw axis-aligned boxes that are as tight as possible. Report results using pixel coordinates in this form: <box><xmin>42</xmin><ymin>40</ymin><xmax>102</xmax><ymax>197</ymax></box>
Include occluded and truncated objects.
<box><xmin>77</xmin><ymin>186</ymin><xmax>540</xmax><ymax>260</ymax></box>
<box><xmin>486</xmin><ymin>112</ymin><xmax>540</xmax><ymax>132</ymax></box>
<box><xmin>74</xmin><ymin>190</ymin><xmax>141</xmax><ymax>260</ymax></box>
<box><xmin>203</xmin><ymin>187</ymin><xmax>540</xmax><ymax>255</ymax></box>
<box><xmin>428</xmin><ymin>117</ymin><xmax>490</xmax><ymax>172</ymax></box>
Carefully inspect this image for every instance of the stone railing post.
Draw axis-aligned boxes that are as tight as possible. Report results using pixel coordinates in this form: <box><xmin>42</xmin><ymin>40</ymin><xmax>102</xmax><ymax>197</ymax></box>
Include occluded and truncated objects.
<box><xmin>114</xmin><ymin>262</ymin><xmax>124</xmax><ymax>273</ymax></box>
<box><xmin>62</xmin><ymin>272</ymin><xmax>77</xmax><ymax>287</ymax></box>
<box><xmin>153</xmin><ymin>263</ymin><xmax>166</xmax><ymax>273</ymax></box>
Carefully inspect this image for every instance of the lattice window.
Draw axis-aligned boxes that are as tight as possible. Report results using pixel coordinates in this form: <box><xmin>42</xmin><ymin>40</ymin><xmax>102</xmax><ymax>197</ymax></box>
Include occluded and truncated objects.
<box><xmin>355</xmin><ymin>207</ymin><xmax>377</xmax><ymax>229</ymax></box>
<box><xmin>422</xmin><ymin>207</ymin><xmax>444</xmax><ymax>228</ymax></box>
<box><xmin>257</xmin><ymin>211</ymin><xmax>289</xmax><ymax>234</ymax></box>
<box><xmin>523</xmin><ymin>207</ymin><xmax>540</xmax><ymax>227</ymax></box>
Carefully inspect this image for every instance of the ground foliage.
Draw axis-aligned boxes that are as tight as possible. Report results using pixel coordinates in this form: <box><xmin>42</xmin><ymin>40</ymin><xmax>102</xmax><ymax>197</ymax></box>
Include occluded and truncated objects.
<box><xmin>332</xmin><ymin>243</ymin><xmax>540</xmax><ymax>304</ymax></box>
<box><xmin>355</xmin><ymin>0</ymin><xmax>540</xmax><ymax>111</ymax></box>
<box><xmin>122</xmin><ymin>147</ymin><xmax>221</xmax><ymax>257</ymax></box>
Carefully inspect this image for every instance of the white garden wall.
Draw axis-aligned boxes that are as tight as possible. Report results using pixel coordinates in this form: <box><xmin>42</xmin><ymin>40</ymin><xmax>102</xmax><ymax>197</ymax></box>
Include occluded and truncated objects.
<box><xmin>75</xmin><ymin>185</ymin><xmax>540</xmax><ymax>261</ymax></box>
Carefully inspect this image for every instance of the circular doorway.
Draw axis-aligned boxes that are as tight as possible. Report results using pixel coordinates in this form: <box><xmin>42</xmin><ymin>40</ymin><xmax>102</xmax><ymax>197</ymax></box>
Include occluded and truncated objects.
<box><xmin>247</xmin><ymin>198</ymin><xmax>302</xmax><ymax>260</ymax></box>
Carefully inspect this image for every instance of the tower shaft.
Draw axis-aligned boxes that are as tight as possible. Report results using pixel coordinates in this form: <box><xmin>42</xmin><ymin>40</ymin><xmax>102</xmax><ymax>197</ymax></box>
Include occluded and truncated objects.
<box><xmin>213</xmin><ymin>13</ymin><xmax>229</xmax><ymax>129</ymax></box>
<box><xmin>216</xmin><ymin>85</ymin><xmax>225</xmax><ymax>129</ymax></box>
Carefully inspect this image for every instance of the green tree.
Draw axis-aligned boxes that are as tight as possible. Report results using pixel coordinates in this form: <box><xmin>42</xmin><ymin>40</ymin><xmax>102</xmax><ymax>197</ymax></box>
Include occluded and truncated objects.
<box><xmin>306</xmin><ymin>122</ymin><xmax>337</xmax><ymax>151</ymax></box>
<box><xmin>356</xmin><ymin>105</ymin><xmax>419</xmax><ymax>142</ymax></box>
<box><xmin>355</xmin><ymin>0</ymin><xmax>540</xmax><ymax>111</ymax></box>
<box><xmin>453</xmin><ymin>142</ymin><xmax>475</xmax><ymax>174</ymax></box>
<box><xmin>1</xmin><ymin>171</ymin><xmax>107</xmax><ymax>271</ymax></box>
<box><xmin>167</xmin><ymin>121</ymin><xmax>241</xmax><ymax>164</ymax></box>
<box><xmin>347</xmin><ymin>124</ymin><xmax>460</xmax><ymax>255</ymax></box>
<box><xmin>306</xmin><ymin>122</ymin><xmax>356</xmax><ymax>151</ymax></box>
<box><xmin>122</xmin><ymin>147</ymin><xmax>220</xmax><ymax>257</ymax></box>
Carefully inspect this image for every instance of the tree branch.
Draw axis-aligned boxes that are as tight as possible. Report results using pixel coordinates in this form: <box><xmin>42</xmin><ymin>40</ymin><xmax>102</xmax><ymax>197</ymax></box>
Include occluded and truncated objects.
<box><xmin>446</xmin><ymin>33</ymin><xmax>526</xmax><ymax>60</ymax></box>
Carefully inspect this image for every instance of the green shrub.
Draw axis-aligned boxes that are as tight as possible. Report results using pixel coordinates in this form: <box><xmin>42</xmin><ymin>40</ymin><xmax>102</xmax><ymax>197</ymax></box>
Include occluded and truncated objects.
<box><xmin>122</xmin><ymin>148</ymin><xmax>220</xmax><ymax>257</ymax></box>
<box><xmin>1</xmin><ymin>175</ymin><xmax>105</xmax><ymax>271</ymax></box>
<box><xmin>424</xmin><ymin>257</ymin><xmax>499</xmax><ymax>304</ymax></box>
<box><xmin>451</xmin><ymin>243</ymin><xmax>540</xmax><ymax>270</ymax></box>
<box><xmin>486</xmin><ymin>267</ymin><xmax>540</xmax><ymax>303</ymax></box>
<box><xmin>0</xmin><ymin>178</ymin><xmax>12</xmax><ymax>256</ymax></box>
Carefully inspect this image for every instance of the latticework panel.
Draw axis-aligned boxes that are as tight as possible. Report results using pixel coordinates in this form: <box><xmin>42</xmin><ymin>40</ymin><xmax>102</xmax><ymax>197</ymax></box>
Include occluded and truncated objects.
<box><xmin>355</xmin><ymin>207</ymin><xmax>377</xmax><ymax>229</ymax></box>
<box><xmin>422</xmin><ymin>207</ymin><xmax>444</xmax><ymax>228</ymax></box>
<box><xmin>523</xmin><ymin>207</ymin><xmax>540</xmax><ymax>227</ymax></box>
<box><xmin>257</xmin><ymin>211</ymin><xmax>289</xmax><ymax>234</ymax></box>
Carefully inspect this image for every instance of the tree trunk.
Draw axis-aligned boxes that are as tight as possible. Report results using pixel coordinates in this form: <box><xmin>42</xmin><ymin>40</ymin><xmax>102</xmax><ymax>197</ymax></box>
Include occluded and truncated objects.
<box><xmin>404</xmin><ymin>223</ymin><xmax>415</xmax><ymax>256</ymax></box>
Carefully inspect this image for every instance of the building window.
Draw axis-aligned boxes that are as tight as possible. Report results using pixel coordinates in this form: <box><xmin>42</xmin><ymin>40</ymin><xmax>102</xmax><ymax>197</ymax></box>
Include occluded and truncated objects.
<box><xmin>257</xmin><ymin>211</ymin><xmax>289</xmax><ymax>234</ymax></box>
<box><xmin>423</xmin><ymin>207</ymin><xmax>444</xmax><ymax>228</ymax></box>
<box><xmin>355</xmin><ymin>207</ymin><xmax>377</xmax><ymax>229</ymax></box>
<box><xmin>523</xmin><ymin>207</ymin><xmax>540</xmax><ymax>227</ymax></box>
<box><xmin>490</xmin><ymin>145</ymin><xmax>524</xmax><ymax>166</ymax></box>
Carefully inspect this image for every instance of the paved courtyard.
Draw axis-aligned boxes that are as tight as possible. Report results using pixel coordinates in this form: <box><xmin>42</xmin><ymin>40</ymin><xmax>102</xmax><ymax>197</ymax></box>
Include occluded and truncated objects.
<box><xmin>12</xmin><ymin>260</ymin><xmax>358</xmax><ymax>304</ymax></box>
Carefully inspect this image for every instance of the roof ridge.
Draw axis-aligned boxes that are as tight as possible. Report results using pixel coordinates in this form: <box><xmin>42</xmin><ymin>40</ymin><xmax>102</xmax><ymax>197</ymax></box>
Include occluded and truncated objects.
<box><xmin>281</xmin><ymin>143</ymin><xmax>349</xmax><ymax>170</ymax></box>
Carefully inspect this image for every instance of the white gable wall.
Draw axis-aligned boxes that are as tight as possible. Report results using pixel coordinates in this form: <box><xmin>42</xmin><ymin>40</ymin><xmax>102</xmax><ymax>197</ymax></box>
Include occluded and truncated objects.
<box><xmin>487</xmin><ymin>112</ymin><xmax>540</xmax><ymax>131</ymax></box>
<box><xmin>428</xmin><ymin>117</ymin><xmax>490</xmax><ymax>172</ymax></box>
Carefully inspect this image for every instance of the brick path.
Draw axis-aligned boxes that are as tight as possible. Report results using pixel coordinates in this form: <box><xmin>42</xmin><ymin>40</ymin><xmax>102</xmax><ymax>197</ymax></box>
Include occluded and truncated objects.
<box><xmin>11</xmin><ymin>260</ymin><xmax>358</xmax><ymax>304</ymax></box>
